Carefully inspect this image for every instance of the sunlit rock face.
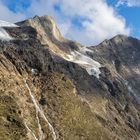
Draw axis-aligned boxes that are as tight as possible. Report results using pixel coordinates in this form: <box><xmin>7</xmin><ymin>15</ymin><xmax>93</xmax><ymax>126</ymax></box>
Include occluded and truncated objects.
<box><xmin>0</xmin><ymin>16</ymin><xmax>140</xmax><ymax>140</ymax></box>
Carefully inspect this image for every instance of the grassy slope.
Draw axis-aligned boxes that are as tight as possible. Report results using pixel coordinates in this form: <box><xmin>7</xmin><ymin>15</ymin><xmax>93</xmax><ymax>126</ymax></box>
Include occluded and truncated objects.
<box><xmin>0</xmin><ymin>53</ymin><xmax>111</xmax><ymax>140</ymax></box>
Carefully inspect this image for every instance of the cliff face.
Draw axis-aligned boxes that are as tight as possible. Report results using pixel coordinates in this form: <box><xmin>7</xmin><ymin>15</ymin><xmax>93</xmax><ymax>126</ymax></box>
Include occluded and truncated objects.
<box><xmin>0</xmin><ymin>16</ymin><xmax>140</xmax><ymax>140</ymax></box>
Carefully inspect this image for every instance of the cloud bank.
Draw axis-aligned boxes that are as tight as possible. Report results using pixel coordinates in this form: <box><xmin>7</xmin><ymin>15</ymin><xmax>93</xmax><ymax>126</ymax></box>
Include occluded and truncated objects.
<box><xmin>0</xmin><ymin>0</ymin><xmax>130</xmax><ymax>45</ymax></box>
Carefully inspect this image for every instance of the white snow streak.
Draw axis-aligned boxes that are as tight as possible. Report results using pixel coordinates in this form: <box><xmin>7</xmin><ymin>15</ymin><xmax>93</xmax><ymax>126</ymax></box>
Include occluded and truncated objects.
<box><xmin>124</xmin><ymin>81</ymin><xmax>140</xmax><ymax>102</ymax></box>
<box><xmin>116</xmin><ymin>73</ymin><xmax>140</xmax><ymax>102</ymax></box>
<box><xmin>24</xmin><ymin>79</ymin><xmax>57</xmax><ymax>140</ymax></box>
<box><xmin>25</xmin><ymin>122</ymin><xmax>39</xmax><ymax>140</ymax></box>
<box><xmin>66</xmin><ymin>51</ymin><xmax>101</xmax><ymax>78</ymax></box>
<box><xmin>36</xmin><ymin>110</ymin><xmax>43</xmax><ymax>140</ymax></box>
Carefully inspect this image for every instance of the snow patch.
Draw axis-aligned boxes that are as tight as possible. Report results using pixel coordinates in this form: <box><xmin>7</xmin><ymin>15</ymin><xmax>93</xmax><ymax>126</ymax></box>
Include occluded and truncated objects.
<box><xmin>0</xmin><ymin>20</ymin><xmax>18</xmax><ymax>40</ymax></box>
<box><xmin>79</xmin><ymin>46</ymin><xmax>93</xmax><ymax>53</ymax></box>
<box><xmin>66</xmin><ymin>51</ymin><xmax>101</xmax><ymax>78</ymax></box>
<box><xmin>31</xmin><ymin>69</ymin><xmax>39</xmax><ymax>76</ymax></box>
<box><xmin>0</xmin><ymin>28</ymin><xmax>12</xmax><ymax>40</ymax></box>
<box><xmin>0</xmin><ymin>20</ymin><xmax>18</xmax><ymax>27</ymax></box>
<box><xmin>112</xmin><ymin>60</ymin><xmax>115</xmax><ymax>66</ymax></box>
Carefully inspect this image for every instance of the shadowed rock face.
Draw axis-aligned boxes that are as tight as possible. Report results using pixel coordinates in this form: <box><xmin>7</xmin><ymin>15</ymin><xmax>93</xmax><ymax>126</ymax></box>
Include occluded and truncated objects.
<box><xmin>0</xmin><ymin>16</ymin><xmax>140</xmax><ymax>140</ymax></box>
<box><xmin>90</xmin><ymin>35</ymin><xmax>140</xmax><ymax>102</ymax></box>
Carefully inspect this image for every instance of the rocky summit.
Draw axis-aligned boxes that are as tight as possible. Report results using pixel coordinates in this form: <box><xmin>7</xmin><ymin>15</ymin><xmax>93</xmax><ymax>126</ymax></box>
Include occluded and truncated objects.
<box><xmin>0</xmin><ymin>15</ymin><xmax>140</xmax><ymax>140</ymax></box>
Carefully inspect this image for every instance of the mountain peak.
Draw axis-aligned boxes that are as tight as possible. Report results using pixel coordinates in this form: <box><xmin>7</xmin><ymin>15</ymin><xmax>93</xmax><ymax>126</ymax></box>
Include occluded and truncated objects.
<box><xmin>17</xmin><ymin>15</ymin><xmax>63</xmax><ymax>42</ymax></box>
<box><xmin>111</xmin><ymin>34</ymin><xmax>140</xmax><ymax>44</ymax></box>
<box><xmin>112</xmin><ymin>34</ymin><xmax>127</xmax><ymax>40</ymax></box>
<box><xmin>32</xmin><ymin>15</ymin><xmax>56</xmax><ymax>26</ymax></box>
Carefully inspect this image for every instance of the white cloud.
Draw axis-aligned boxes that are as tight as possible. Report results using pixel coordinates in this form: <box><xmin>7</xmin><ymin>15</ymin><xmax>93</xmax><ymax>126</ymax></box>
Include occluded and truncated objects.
<box><xmin>27</xmin><ymin>0</ymin><xmax>130</xmax><ymax>45</ymax></box>
<box><xmin>117</xmin><ymin>0</ymin><xmax>140</xmax><ymax>7</ymax></box>
<box><xmin>0</xmin><ymin>0</ymin><xmax>26</xmax><ymax>23</ymax></box>
<box><xmin>0</xmin><ymin>0</ymin><xmax>130</xmax><ymax>45</ymax></box>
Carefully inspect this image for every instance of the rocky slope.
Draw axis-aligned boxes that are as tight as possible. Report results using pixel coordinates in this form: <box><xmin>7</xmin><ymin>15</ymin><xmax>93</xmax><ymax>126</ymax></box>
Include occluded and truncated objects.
<box><xmin>0</xmin><ymin>15</ymin><xmax>140</xmax><ymax>140</ymax></box>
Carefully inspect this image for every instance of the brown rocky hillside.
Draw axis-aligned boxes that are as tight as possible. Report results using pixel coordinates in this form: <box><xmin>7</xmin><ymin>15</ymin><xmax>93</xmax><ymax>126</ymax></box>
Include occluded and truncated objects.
<box><xmin>0</xmin><ymin>16</ymin><xmax>140</xmax><ymax>140</ymax></box>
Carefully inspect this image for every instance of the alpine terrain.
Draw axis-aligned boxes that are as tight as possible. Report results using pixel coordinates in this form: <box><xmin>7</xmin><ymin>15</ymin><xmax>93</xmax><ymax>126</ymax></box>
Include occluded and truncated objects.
<box><xmin>0</xmin><ymin>15</ymin><xmax>140</xmax><ymax>140</ymax></box>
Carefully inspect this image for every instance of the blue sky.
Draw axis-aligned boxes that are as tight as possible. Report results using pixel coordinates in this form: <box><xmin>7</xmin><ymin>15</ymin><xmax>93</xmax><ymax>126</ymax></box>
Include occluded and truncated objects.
<box><xmin>107</xmin><ymin>0</ymin><xmax>140</xmax><ymax>39</ymax></box>
<box><xmin>0</xmin><ymin>0</ymin><xmax>140</xmax><ymax>45</ymax></box>
<box><xmin>4</xmin><ymin>0</ymin><xmax>31</xmax><ymax>12</ymax></box>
